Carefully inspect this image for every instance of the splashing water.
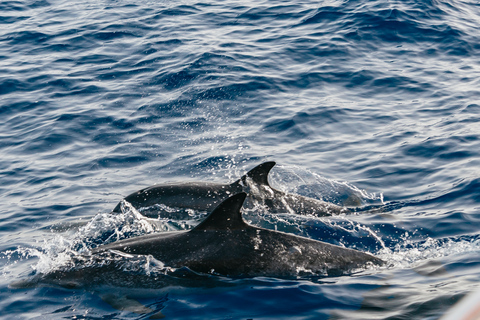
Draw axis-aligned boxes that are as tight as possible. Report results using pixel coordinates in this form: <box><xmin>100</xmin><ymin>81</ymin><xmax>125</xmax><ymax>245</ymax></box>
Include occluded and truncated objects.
<box><xmin>269</xmin><ymin>164</ymin><xmax>384</xmax><ymax>207</ymax></box>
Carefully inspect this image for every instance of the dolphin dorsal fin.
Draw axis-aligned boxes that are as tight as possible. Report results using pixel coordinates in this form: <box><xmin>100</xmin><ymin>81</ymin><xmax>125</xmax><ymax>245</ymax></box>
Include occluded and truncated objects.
<box><xmin>193</xmin><ymin>193</ymin><xmax>248</xmax><ymax>231</ymax></box>
<box><xmin>238</xmin><ymin>161</ymin><xmax>276</xmax><ymax>187</ymax></box>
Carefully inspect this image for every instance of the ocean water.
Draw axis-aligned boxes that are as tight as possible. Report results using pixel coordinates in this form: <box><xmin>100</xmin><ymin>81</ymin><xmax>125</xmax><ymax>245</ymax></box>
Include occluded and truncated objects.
<box><xmin>1</xmin><ymin>0</ymin><xmax>480</xmax><ymax>319</ymax></box>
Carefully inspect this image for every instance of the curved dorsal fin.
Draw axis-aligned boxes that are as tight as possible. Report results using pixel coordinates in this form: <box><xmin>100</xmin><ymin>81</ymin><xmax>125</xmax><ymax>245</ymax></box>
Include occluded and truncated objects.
<box><xmin>193</xmin><ymin>193</ymin><xmax>248</xmax><ymax>231</ymax></box>
<box><xmin>238</xmin><ymin>161</ymin><xmax>276</xmax><ymax>187</ymax></box>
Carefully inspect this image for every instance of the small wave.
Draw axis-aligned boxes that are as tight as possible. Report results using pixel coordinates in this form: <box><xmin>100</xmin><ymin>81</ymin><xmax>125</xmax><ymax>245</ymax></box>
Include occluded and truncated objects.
<box><xmin>378</xmin><ymin>233</ymin><xmax>480</xmax><ymax>270</ymax></box>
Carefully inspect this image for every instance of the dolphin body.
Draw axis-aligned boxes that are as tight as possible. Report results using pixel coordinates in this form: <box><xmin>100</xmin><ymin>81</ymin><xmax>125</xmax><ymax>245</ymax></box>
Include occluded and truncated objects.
<box><xmin>113</xmin><ymin>162</ymin><xmax>346</xmax><ymax>217</ymax></box>
<box><xmin>102</xmin><ymin>193</ymin><xmax>383</xmax><ymax>277</ymax></box>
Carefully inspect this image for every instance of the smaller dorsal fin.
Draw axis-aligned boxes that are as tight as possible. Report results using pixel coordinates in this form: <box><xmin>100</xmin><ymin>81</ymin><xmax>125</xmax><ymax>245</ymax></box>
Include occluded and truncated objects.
<box><xmin>238</xmin><ymin>161</ymin><xmax>275</xmax><ymax>187</ymax></box>
<box><xmin>193</xmin><ymin>193</ymin><xmax>248</xmax><ymax>231</ymax></box>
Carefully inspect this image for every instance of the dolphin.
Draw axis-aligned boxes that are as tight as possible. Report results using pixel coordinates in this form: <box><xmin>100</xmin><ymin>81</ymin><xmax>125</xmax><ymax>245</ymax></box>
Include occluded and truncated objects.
<box><xmin>112</xmin><ymin>162</ymin><xmax>347</xmax><ymax>217</ymax></box>
<box><xmin>102</xmin><ymin>193</ymin><xmax>383</xmax><ymax>277</ymax></box>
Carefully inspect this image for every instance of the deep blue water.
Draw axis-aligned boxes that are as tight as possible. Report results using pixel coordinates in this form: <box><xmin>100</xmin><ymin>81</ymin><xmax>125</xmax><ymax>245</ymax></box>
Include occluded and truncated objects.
<box><xmin>1</xmin><ymin>0</ymin><xmax>480</xmax><ymax>319</ymax></box>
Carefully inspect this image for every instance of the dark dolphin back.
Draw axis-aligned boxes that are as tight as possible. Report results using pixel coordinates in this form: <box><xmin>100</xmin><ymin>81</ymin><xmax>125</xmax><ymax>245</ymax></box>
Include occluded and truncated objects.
<box><xmin>113</xmin><ymin>162</ymin><xmax>276</xmax><ymax>213</ymax></box>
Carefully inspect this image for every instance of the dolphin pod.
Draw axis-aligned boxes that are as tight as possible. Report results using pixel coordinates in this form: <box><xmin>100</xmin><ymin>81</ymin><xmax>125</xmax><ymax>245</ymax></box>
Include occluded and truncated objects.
<box><xmin>100</xmin><ymin>193</ymin><xmax>383</xmax><ymax>277</ymax></box>
<box><xmin>11</xmin><ymin>193</ymin><xmax>383</xmax><ymax>318</ymax></box>
<box><xmin>113</xmin><ymin>161</ymin><xmax>347</xmax><ymax>217</ymax></box>
<box><xmin>10</xmin><ymin>166</ymin><xmax>384</xmax><ymax>318</ymax></box>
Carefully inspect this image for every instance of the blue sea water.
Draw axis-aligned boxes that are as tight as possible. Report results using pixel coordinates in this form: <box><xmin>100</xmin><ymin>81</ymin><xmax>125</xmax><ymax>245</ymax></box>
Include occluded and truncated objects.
<box><xmin>1</xmin><ymin>0</ymin><xmax>480</xmax><ymax>318</ymax></box>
